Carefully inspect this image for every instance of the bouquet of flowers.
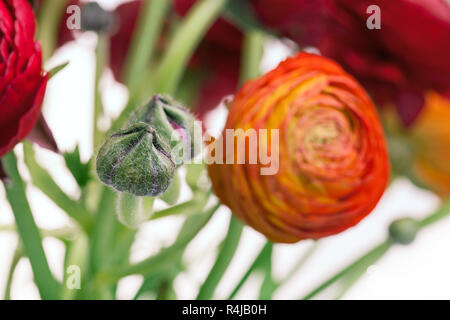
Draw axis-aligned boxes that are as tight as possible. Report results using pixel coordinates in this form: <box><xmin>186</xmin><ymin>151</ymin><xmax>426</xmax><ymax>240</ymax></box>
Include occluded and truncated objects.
<box><xmin>0</xmin><ymin>0</ymin><xmax>449</xmax><ymax>300</ymax></box>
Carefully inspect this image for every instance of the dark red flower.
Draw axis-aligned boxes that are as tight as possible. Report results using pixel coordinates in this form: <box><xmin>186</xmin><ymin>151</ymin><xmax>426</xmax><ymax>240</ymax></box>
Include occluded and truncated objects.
<box><xmin>251</xmin><ymin>0</ymin><xmax>450</xmax><ymax>126</ymax></box>
<box><xmin>0</xmin><ymin>0</ymin><xmax>48</xmax><ymax>157</ymax></box>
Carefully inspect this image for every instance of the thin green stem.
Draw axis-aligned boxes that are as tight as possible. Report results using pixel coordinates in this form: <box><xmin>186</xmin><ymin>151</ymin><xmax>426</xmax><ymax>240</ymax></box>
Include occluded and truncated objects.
<box><xmin>111</xmin><ymin>0</ymin><xmax>229</xmax><ymax>131</ymax></box>
<box><xmin>418</xmin><ymin>199</ymin><xmax>450</xmax><ymax>228</ymax></box>
<box><xmin>227</xmin><ymin>242</ymin><xmax>272</xmax><ymax>300</ymax></box>
<box><xmin>23</xmin><ymin>143</ymin><xmax>91</xmax><ymax>231</ymax></box>
<box><xmin>153</xmin><ymin>0</ymin><xmax>229</xmax><ymax>95</ymax></box>
<box><xmin>197</xmin><ymin>216</ymin><xmax>243</xmax><ymax>300</ymax></box>
<box><xmin>102</xmin><ymin>203</ymin><xmax>220</xmax><ymax>281</ymax></box>
<box><xmin>282</xmin><ymin>242</ymin><xmax>320</xmax><ymax>284</ymax></box>
<box><xmin>239</xmin><ymin>30</ymin><xmax>265</xmax><ymax>86</ymax></box>
<box><xmin>2</xmin><ymin>152</ymin><xmax>60</xmax><ymax>300</ymax></box>
<box><xmin>0</xmin><ymin>225</ymin><xmax>78</xmax><ymax>241</ymax></box>
<box><xmin>37</xmin><ymin>0</ymin><xmax>69</xmax><ymax>60</ymax></box>
<box><xmin>3</xmin><ymin>245</ymin><xmax>22</xmax><ymax>300</ymax></box>
<box><xmin>61</xmin><ymin>233</ymin><xmax>88</xmax><ymax>300</ymax></box>
<box><xmin>150</xmin><ymin>190</ymin><xmax>210</xmax><ymax>220</ymax></box>
<box><xmin>93</xmin><ymin>36</ymin><xmax>108</xmax><ymax>149</ymax></box>
<box><xmin>195</xmin><ymin>29</ymin><xmax>264</xmax><ymax>301</ymax></box>
<box><xmin>303</xmin><ymin>199</ymin><xmax>450</xmax><ymax>300</ymax></box>
<box><xmin>0</xmin><ymin>225</ymin><xmax>15</xmax><ymax>232</ymax></box>
<box><xmin>302</xmin><ymin>240</ymin><xmax>393</xmax><ymax>300</ymax></box>
<box><xmin>123</xmin><ymin>0</ymin><xmax>170</xmax><ymax>94</ymax></box>
<box><xmin>88</xmin><ymin>188</ymin><xmax>116</xmax><ymax>274</ymax></box>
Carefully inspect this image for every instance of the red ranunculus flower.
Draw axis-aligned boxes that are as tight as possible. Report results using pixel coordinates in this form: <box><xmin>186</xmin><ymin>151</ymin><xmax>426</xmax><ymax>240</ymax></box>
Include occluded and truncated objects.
<box><xmin>0</xmin><ymin>0</ymin><xmax>48</xmax><ymax>157</ymax></box>
<box><xmin>251</xmin><ymin>0</ymin><xmax>450</xmax><ymax>126</ymax></box>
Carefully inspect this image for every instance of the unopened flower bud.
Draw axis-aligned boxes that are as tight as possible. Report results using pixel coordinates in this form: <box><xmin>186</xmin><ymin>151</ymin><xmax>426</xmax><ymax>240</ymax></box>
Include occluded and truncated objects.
<box><xmin>96</xmin><ymin>123</ymin><xmax>175</xmax><ymax>196</ymax></box>
<box><xmin>129</xmin><ymin>95</ymin><xmax>201</xmax><ymax>166</ymax></box>
<box><xmin>81</xmin><ymin>2</ymin><xmax>116</xmax><ymax>33</ymax></box>
<box><xmin>389</xmin><ymin>218</ymin><xmax>420</xmax><ymax>245</ymax></box>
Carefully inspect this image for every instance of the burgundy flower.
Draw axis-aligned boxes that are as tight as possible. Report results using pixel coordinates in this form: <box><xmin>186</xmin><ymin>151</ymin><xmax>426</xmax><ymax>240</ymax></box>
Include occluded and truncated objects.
<box><xmin>0</xmin><ymin>0</ymin><xmax>48</xmax><ymax>157</ymax></box>
<box><xmin>251</xmin><ymin>0</ymin><xmax>450</xmax><ymax>125</ymax></box>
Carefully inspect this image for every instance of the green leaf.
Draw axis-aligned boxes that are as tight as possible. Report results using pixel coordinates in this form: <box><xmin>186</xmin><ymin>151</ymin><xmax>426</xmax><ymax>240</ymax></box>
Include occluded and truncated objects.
<box><xmin>48</xmin><ymin>61</ymin><xmax>70</xmax><ymax>79</ymax></box>
<box><xmin>64</xmin><ymin>146</ymin><xmax>91</xmax><ymax>188</ymax></box>
<box><xmin>2</xmin><ymin>152</ymin><xmax>61</xmax><ymax>299</ymax></box>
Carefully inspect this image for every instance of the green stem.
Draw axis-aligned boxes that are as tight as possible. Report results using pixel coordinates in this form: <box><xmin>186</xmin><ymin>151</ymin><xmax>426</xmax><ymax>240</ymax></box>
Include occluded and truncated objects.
<box><xmin>227</xmin><ymin>242</ymin><xmax>272</xmax><ymax>300</ymax></box>
<box><xmin>150</xmin><ymin>190</ymin><xmax>210</xmax><ymax>220</ymax></box>
<box><xmin>282</xmin><ymin>242</ymin><xmax>320</xmax><ymax>284</ymax></box>
<box><xmin>196</xmin><ymin>216</ymin><xmax>243</xmax><ymax>300</ymax></box>
<box><xmin>103</xmin><ymin>203</ymin><xmax>220</xmax><ymax>281</ymax></box>
<box><xmin>257</xmin><ymin>241</ymin><xmax>320</xmax><ymax>300</ymax></box>
<box><xmin>2</xmin><ymin>152</ymin><xmax>60</xmax><ymax>300</ymax></box>
<box><xmin>303</xmin><ymin>200</ymin><xmax>450</xmax><ymax>300</ymax></box>
<box><xmin>302</xmin><ymin>240</ymin><xmax>393</xmax><ymax>300</ymax></box>
<box><xmin>239</xmin><ymin>30</ymin><xmax>265</xmax><ymax>85</ymax></box>
<box><xmin>3</xmin><ymin>245</ymin><xmax>22</xmax><ymax>300</ymax></box>
<box><xmin>0</xmin><ymin>225</ymin><xmax>15</xmax><ymax>232</ymax></box>
<box><xmin>23</xmin><ymin>143</ymin><xmax>91</xmax><ymax>231</ymax></box>
<box><xmin>195</xmin><ymin>29</ymin><xmax>264</xmax><ymax>301</ymax></box>
<box><xmin>61</xmin><ymin>233</ymin><xmax>89</xmax><ymax>300</ymax></box>
<box><xmin>418</xmin><ymin>199</ymin><xmax>450</xmax><ymax>228</ymax></box>
<box><xmin>37</xmin><ymin>0</ymin><xmax>69</xmax><ymax>60</ymax></box>
<box><xmin>112</xmin><ymin>0</ymin><xmax>229</xmax><ymax>131</ymax></box>
<box><xmin>123</xmin><ymin>0</ymin><xmax>170</xmax><ymax>94</ymax></box>
<box><xmin>152</xmin><ymin>0</ymin><xmax>229</xmax><ymax>95</ymax></box>
<box><xmin>88</xmin><ymin>188</ymin><xmax>116</xmax><ymax>274</ymax></box>
<box><xmin>93</xmin><ymin>36</ymin><xmax>108</xmax><ymax>149</ymax></box>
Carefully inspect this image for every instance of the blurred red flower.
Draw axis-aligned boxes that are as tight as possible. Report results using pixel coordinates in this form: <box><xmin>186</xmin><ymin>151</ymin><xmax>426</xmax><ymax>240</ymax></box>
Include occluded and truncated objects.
<box><xmin>251</xmin><ymin>0</ymin><xmax>450</xmax><ymax>126</ymax></box>
<box><xmin>0</xmin><ymin>0</ymin><xmax>48</xmax><ymax>156</ymax></box>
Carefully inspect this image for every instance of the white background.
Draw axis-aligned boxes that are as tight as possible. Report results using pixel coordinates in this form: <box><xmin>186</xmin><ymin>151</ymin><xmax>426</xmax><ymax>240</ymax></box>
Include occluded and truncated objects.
<box><xmin>0</xmin><ymin>0</ymin><xmax>449</xmax><ymax>300</ymax></box>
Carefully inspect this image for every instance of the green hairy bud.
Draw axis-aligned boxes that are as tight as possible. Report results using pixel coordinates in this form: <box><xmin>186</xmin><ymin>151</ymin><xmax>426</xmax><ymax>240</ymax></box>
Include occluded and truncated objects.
<box><xmin>96</xmin><ymin>123</ymin><xmax>175</xmax><ymax>197</ymax></box>
<box><xmin>129</xmin><ymin>94</ymin><xmax>200</xmax><ymax>166</ymax></box>
<box><xmin>96</xmin><ymin>95</ymin><xmax>200</xmax><ymax>198</ymax></box>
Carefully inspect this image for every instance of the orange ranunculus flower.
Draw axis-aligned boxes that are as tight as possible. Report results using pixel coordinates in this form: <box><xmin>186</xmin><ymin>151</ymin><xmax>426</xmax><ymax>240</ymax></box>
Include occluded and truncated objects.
<box><xmin>411</xmin><ymin>93</ymin><xmax>450</xmax><ymax>197</ymax></box>
<box><xmin>208</xmin><ymin>52</ymin><xmax>390</xmax><ymax>243</ymax></box>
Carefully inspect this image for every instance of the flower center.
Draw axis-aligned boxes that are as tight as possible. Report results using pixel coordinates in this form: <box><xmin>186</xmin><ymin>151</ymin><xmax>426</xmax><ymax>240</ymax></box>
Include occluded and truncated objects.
<box><xmin>292</xmin><ymin>107</ymin><xmax>358</xmax><ymax>178</ymax></box>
